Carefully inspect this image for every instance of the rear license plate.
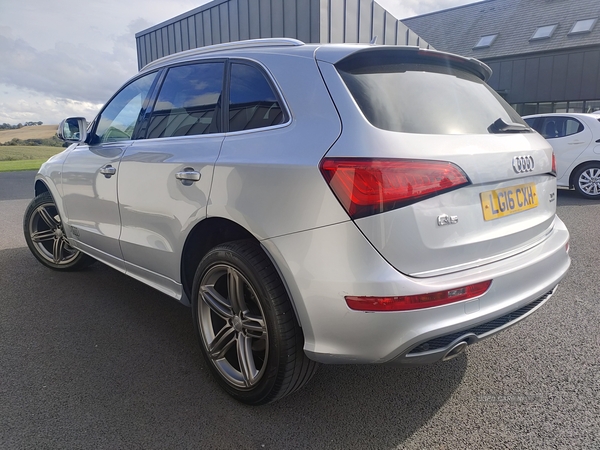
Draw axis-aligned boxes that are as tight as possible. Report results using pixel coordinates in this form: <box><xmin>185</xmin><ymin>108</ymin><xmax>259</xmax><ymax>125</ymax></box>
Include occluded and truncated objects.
<box><xmin>480</xmin><ymin>182</ymin><xmax>538</xmax><ymax>221</ymax></box>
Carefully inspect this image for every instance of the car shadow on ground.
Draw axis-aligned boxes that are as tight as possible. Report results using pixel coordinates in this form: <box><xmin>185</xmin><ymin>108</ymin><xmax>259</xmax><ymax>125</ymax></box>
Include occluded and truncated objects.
<box><xmin>1</xmin><ymin>246</ymin><xmax>467</xmax><ymax>449</ymax></box>
<box><xmin>556</xmin><ymin>187</ymin><xmax>600</xmax><ymax>206</ymax></box>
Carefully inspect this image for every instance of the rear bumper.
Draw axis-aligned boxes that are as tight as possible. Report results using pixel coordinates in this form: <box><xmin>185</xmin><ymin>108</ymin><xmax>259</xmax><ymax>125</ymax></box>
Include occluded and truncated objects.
<box><xmin>262</xmin><ymin>216</ymin><xmax>570</xmax><ymax>365</ymax></box>
<box><xmin>391</xmin><ymin>287</ymin><xmax>555</xmax><ymax>365</ymax></box>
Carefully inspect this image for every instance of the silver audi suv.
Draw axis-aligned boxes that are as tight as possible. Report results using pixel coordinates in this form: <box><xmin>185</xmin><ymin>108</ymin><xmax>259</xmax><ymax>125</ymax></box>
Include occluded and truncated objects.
<box><xmin>24</xmin><ymin>39</ymin><xmax>570</xmax><ymax>404</ymax></box>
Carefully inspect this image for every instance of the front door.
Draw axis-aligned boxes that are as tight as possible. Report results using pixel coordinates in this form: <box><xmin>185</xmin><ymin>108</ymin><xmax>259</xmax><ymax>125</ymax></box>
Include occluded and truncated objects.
<box><xmin>62</xmin><ymin>71</ymin><xmax>159</xmax><ymax>270</ymax></box>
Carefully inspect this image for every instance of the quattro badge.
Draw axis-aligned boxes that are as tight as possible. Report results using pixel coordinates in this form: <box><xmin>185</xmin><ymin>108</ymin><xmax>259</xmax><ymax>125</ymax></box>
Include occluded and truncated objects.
<box><xmin>437</xmin><ymin>214</ymin><xmax>459</xmax><ymax>226</ymax></box>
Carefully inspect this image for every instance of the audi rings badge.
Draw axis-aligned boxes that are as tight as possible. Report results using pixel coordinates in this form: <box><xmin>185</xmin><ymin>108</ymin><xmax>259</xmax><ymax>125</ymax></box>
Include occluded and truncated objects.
<box><xmin>512</xmin><ymin>155</ymin><xmax>535</xmax><ymax>173</ymax></box>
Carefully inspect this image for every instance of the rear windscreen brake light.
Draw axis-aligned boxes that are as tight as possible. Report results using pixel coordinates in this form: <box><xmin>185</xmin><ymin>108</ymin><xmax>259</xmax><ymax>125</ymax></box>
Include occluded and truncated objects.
<box><xmin>320</xmin><ymin>158</ymin><xmax>470</xmax><ymax>219</ymax></box>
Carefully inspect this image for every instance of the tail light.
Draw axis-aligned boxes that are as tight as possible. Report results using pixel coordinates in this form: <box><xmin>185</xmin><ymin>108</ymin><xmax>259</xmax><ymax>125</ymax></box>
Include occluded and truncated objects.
<box><xmin>320</xmin><ymin>158</ymin><xmax>470</xmax><ymax>219</ymax></box>
<box><xmin>345</xmin><ymin>280</ymin><xmax>492</xmax><ymax>312</ymax></box>
<box><xmin>551</xmin><ymin>152</ymin><xmax>557</xmax><ymax>176</ymax></box>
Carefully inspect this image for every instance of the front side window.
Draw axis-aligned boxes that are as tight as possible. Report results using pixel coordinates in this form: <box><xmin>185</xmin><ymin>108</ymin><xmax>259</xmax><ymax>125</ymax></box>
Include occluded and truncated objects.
<box><xmin>229</xmin><ymin>63</ymin><xmax>286</xmax><ymax>132</ymax></box>
<box><xmin>338</xmin><ymin>60</ymin><xmax>524</xmax><ymax>135</ymax></box>
<box><xmin>94</xmin><ymin>72</ymin><xmax>158</xmax><ymax>144</ymax></box>
<box><xmin>147</xmin><ymin>62</ymin><xmax>224</xmax><ymax>138</ymax></box>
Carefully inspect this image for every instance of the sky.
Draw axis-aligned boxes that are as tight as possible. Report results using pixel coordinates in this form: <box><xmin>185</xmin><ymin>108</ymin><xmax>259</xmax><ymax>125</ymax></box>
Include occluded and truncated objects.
<box><xmin>0</xmin><ymin>0</ymin><xmax>481</xmax><ymax>125</ymax></box>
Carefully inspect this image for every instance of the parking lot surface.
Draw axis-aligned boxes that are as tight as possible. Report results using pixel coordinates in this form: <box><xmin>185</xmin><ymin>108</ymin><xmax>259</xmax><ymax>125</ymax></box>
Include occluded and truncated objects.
<box><xmin>1</xmin><ymin>171</ymin><xmax>598</xmax><ymax>449</ymax></box>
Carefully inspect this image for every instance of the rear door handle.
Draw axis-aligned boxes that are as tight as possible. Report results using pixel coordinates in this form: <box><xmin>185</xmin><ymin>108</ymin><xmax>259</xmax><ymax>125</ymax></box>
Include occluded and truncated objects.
<box><xmin>100</xmin><ymin>164</ymin><xmax>116</xmax><ymax>178</ymax></box>
<box><xmin>176</xmin><ymin>168</ymin><xmax>201</xmax><ymax>186</ymax></box>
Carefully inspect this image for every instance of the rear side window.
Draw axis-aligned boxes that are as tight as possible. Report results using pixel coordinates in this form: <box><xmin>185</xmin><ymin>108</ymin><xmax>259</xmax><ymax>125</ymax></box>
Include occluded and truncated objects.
<box><xmin>537</xmin><ymin>117</ymin><xmax>584</xmax><ymax>139</ymax></box>
<box><xmin>337</xmin><ymin>59</ymin><xmax>525</xmax><ymax>135</ymax></box>
<box><xmin>147</xmin><ymin>62</ymin><xmax>224</xmax><ymax>138</ymax></box>
<box><xmin>228</xmin><ymin>63</ymin><xmax>285</xmax><ymax>132</ymax></box>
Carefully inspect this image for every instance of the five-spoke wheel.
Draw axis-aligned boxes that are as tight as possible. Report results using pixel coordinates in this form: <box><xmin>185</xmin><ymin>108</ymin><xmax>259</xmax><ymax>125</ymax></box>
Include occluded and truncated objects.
<box><xmin>198</xmin><ymin>264</ymin><xmax>269</xmax><ymax>389</ymax></box>
<box><xmin>23</xmin><ymin>192</ymin><xmax>93</xmax><ymax>270</ymax></box>
<box><xmin>192</xmin><ymin>240</ymin><xmax>318</xmax><ymax>405</ymax></box>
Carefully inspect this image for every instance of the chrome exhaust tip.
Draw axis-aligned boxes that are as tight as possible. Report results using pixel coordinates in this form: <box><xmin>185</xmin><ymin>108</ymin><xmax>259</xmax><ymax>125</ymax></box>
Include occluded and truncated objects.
<box><xmin>442</xmin><ymin>341</ymin><xmax>468</xmax><ymax>361</ymax></box>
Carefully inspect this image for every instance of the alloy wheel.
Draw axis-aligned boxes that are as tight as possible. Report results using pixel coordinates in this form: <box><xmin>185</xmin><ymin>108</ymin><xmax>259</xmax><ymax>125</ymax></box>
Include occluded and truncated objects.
<box><xmin>198</xmin><ymin>264</ymin><xmax>269</xmax><ymax>389</ymax></box>
<box><xmin>578</xmin><ymin>167</ymin><xmax>600</xmax><ymax>196</ymax></box>
<box><xmin>28</xmin><ymin>201</ymin><xmax>79</xmax><ymax>265</ymax></box>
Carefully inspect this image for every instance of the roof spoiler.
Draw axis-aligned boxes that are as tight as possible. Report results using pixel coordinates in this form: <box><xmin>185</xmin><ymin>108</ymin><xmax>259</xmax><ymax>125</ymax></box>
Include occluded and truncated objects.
<box><xmin>332</xmin><ymin>46</ymin><xmax>492</xmax><ymax>81</ymax></box>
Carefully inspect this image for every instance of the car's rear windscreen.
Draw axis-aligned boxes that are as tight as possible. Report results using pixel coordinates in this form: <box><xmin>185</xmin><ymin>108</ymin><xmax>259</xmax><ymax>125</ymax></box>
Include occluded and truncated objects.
<box><xmin>336</xmin><ymin>58</ymin><xmax>525</xmax><ymax>135</ymax></box>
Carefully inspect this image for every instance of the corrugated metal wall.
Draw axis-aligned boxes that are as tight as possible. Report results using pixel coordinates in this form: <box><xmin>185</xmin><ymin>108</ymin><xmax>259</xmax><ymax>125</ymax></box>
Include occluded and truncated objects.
<box><xmin>135</xmin><ymin>0</ymin><xmax>430</xmax><ymax>69</ymax></box>
<box><xmin>486</xmin><ymin>47</ymin><xmax>600</xmax><ymax>104</ymax></box>
<box><xmin>320</xmin><ymin>0</ymin><xmax>425</xmax><ymax>46</ymax></box>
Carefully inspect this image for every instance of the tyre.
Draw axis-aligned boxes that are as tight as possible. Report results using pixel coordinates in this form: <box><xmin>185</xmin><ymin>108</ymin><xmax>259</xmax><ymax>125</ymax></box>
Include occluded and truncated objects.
<box><xmin>23</xmin><ymin>192</ymin><xmax>94</xmax><ymax>271</ymax></box>
<box><xmin>573</xmin><ymin>163</ymin><xmax>600</xmax><ymax>199</ymax></box>
<box><xmin>192</xmin><ymin>240</ymin><xmax>318</xmax><ymax>405</ymax></box>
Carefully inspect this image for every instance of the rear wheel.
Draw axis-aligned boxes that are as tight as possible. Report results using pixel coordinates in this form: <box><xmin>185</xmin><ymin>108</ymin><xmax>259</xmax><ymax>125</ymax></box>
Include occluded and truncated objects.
<box><xmin>573</xmin><ymin>163</ymin><xmax>600</xmax><ymax>199</ymax></box>
<box><xmin>23</xmin><ymin>192</ymin><xmax>94</xmax><ymax>270</ymax></box>
<box><xmin>192</xmin><ymin>240</ymin><xmax>318</xmax><ymax>405</ymax></box>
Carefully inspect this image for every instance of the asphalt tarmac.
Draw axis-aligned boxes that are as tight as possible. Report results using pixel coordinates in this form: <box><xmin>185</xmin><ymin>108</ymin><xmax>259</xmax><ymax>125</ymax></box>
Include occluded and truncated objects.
<box><xmin>1</xmin><ymin>171</ymin><xmax>598</xmax><ymax>449</ymax></box>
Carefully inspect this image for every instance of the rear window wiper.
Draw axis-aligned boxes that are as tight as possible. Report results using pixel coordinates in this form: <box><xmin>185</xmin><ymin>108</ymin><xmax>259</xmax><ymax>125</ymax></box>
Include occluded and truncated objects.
<box><xmin>488</xmin><ymin>118</ymin><xmax>531</xmax><ymax>134</ymax></box>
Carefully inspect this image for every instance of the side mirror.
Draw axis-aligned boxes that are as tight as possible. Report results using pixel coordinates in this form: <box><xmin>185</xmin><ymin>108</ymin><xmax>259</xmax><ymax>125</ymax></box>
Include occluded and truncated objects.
<box><xmin>57</xmin><ymin>117</ymin><xmax>88</xmax><ymax>143</ymax></box>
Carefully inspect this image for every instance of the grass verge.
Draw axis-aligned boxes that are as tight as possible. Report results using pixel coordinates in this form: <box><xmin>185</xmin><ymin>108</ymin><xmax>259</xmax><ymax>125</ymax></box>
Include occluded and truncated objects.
<box><xmin>0</xmin><ymin>159</ymin><xmax>50</xmax><ymax>172</ymax></box>
<box><xmin>0</xmin><ymin>145</ymin><xmax>64</xmax><ymax>172</ymax></box>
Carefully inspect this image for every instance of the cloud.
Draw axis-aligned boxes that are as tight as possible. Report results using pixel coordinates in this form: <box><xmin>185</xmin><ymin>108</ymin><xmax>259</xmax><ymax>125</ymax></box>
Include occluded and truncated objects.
<box><xmin>0</xmin><ymin>0</ymin><xmax>474</xmax><ymax>124</ymax></box>
<box><xmin>0</xmin><ymin>90</ymin><xmax>102</xmax><ymax>125</ymax></box>
<box><xmin>0</xmin><ymin>20</ymin><xmax>147</xmax><ymax>106</ymax></box>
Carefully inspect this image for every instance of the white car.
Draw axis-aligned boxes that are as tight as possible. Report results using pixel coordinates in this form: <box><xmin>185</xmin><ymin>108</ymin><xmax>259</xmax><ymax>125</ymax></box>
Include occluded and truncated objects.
<box><xmin>524</xmin><ymin>113</ymin><xmax>600</xmax><ymax>198</ymax></box>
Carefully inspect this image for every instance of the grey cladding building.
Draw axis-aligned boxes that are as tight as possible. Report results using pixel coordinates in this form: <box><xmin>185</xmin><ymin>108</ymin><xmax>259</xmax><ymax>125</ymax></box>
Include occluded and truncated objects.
<box><xmin>135</xmin><ymin>0</ymin><xmax>430</xmax><ymax>69</ymax></box>
<box><xmin>403</xmin><ymin>0</ymin><xmax>600</xmax><ymax>115</ymax></box>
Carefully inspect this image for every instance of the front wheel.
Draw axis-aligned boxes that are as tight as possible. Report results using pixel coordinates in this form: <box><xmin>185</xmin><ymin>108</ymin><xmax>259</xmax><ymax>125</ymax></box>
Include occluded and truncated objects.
<box><xmin>573</xmin><ymin>163</ymin><xmax>600</xmax><ymax>199</ymax></box>
<box><xmin>23</xmin><ymin>192</ymin><xmax>94</xmax><ymax>270</ymax></box>
<box><xmin>192</xmin><ymin>240</ymin><xmax>318</xmax><ymax>405</ymax></box>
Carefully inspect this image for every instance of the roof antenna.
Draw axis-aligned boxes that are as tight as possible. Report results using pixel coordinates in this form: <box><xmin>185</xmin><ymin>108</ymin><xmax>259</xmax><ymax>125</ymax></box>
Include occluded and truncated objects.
<box><xmin>370</xmin><ymin>36</ymin><xmax>378</xmax><ymax>45</ymax></box>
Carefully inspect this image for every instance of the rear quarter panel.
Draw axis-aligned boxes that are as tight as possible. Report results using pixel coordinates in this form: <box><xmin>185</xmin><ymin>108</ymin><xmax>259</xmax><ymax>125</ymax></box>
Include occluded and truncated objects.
<box><xmin>208</xmin><ymin>53</ymin><xmax>348</xmax><ymax>238</ymax></box>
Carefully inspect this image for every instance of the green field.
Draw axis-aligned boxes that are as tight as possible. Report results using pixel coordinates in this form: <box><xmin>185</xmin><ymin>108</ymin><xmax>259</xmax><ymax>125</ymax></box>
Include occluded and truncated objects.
<box><xmin>0</xmin><ymin>146</ymin><xmax>63</xmax><ymax>172</ymax></box>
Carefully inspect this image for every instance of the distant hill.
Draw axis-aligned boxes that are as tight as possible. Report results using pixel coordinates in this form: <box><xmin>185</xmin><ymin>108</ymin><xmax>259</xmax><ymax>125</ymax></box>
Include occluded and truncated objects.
<box><xmin>0</xmin><ymin>125</ymin><xmax>58</xmax><ymax>144</ymax></box>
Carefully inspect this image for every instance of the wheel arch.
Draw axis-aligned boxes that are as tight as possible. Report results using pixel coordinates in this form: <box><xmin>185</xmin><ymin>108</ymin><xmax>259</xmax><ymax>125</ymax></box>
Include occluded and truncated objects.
<box><xmin>33</xmin><ymin>178</ymin><xmax>70</xmax><ymax>223</ymax></box>
<box><xmin>181</xmin><ymin>218</ymin><xmax>254</xmax><ymax>301</ymax></box>
<box><xmin>180</xmin><ymin>216</ymin><xmax>306</xmax><ymax>329</ymax></box>
<box><xmin>34</xmin><ymin>179</ymin><xmax>50</xmax><ymax>197</ymax></box>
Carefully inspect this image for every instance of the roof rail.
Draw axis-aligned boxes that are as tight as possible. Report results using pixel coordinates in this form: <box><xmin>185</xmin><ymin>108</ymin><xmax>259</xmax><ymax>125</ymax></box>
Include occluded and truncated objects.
<box><xmin>142</xmin><ymin>38</ymin><xmax>305</xmax><ymax>71</ymax></box>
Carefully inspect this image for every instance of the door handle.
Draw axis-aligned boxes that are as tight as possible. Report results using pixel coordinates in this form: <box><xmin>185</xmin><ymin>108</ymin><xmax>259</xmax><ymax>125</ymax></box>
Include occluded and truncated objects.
<box><xmin>100</xmin><ymin>164</ymin><xmax>116</xmax><ymax>178</ymax></box>
<box><xmin>175</xmin><ymin>168</ymin><xmax>201</xmax><ymax>186</ymax></box>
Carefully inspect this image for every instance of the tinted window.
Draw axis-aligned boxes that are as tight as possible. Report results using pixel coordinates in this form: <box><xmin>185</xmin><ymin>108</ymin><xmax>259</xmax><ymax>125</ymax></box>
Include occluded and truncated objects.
<box><xmin>147</xmin><ymin>63</ymin><xmax>224</xmax><ymax>138</ymax></box>
<box><xmin>539</xmin><ymin>117</ymin><xmax>584</xmax><ymax>139</ymax></box>
<box><xmin>94</xmin><ymin>72</ymin><xmax>158</xmax><ymax>144</ymax></box>
<box><xmin>338</xmin><ymin>62</ymin><xmax>525</xmax><ymax>135</ymax></box>
<box><xmin>229</xmin><ymin>63</ymin><xmax>285</xmax><ymax>132</ymax></box>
